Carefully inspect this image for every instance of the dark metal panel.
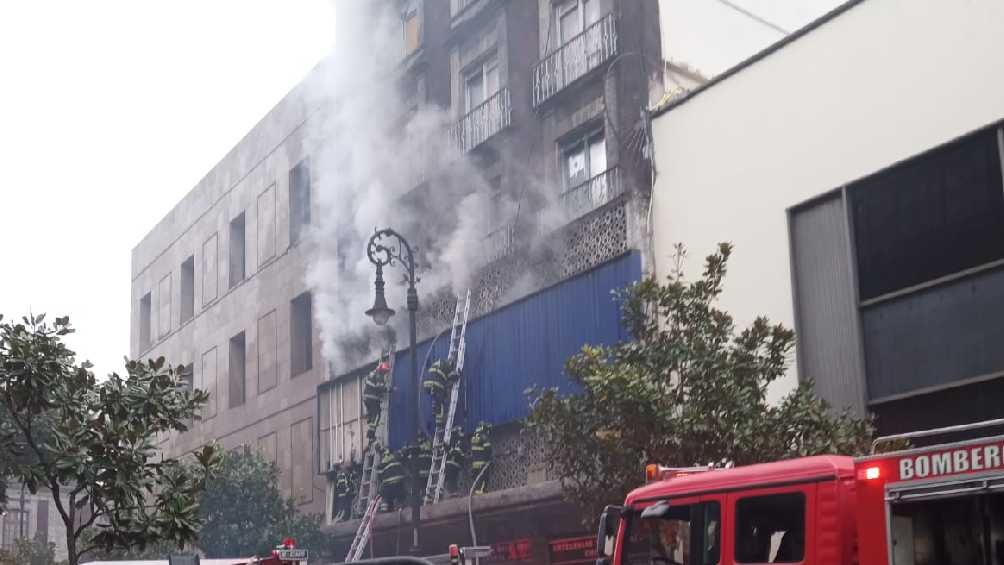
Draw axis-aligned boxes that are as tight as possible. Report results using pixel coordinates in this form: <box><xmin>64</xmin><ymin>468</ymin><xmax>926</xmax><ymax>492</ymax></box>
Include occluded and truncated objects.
<box><xmin>863</xmin><ymin>265</ymin><xmax>1004</xmax><ymax>399</ymax></box>
<box><xmin>389</xmin><ymin>251</ymin><xmax>641</xmax><ymax>448</ymax></box>
<box><xmin>789</xmin><ymin>193</ymin><xmax>866</xmax><ymax>416</ymax></box>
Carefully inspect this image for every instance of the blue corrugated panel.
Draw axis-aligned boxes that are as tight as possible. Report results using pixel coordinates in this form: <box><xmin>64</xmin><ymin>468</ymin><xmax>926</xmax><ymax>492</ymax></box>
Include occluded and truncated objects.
<box><xmin>389</xmin><ymin>251</ymin><xmax>641</xmax><ymax>448</ymax></box>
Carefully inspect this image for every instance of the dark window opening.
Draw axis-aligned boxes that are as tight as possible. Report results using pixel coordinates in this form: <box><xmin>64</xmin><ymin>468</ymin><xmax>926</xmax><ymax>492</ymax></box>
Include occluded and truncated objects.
<box><xmin>291</xmin><ymin>292</ymin><xmax>313</xmax><ymax>376</ymax></box>
<box><xmin>229</xmin><ymin>331</ymin><xmax>246</xmax><ymax>407</ymax></box>
<box><xmin>139</xmin><ymin>292</ymin><xmax>152</xmax><ymax>350</ymax></box>
<box><xmin>851</xmin><ymin>128</ymin><xmax>1004</xmax><ymax>300</ymax></box>
<box><xmin>735</xmin><ymin>493</ymin><xmax>806</xmax><ymax>563</ymax></box>
<box><xmin>229</xmin><ymin>213</ymin><xmax>246</xmax><ymax>287</ymax></box>
<box><xmin>289</xmin><ymin>160</ymin><xmax>311</xmax><ymax>245</ymax></box>
<box><xmin>181</xmin><ymin>256</ymin><xmax>195</xmax><ymax>323</ymax></box>
<box><xmin>624</xmin><ymin>501</ymin><xmax>721</xmax><ymax>565</ymax></box>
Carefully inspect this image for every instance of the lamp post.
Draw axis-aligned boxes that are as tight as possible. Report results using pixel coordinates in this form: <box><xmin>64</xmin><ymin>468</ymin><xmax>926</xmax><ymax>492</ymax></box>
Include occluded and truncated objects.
<box><xmin>365</xmin><ymin>227</ymin><xmax>421</xmax><ymax>555</ymax></box>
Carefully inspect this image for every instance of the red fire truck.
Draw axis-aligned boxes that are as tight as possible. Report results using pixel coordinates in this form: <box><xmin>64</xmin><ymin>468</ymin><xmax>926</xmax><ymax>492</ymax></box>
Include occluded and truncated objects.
<box><xmin>595</xmin><ymin>420</ymin><xmax>1004</xmax><ymax>565</ymax></box>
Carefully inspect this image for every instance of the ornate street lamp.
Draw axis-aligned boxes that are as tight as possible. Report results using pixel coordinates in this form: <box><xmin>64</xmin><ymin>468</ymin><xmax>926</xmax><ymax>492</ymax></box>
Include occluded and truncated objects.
<box><xmin>365</xmin><ymin>227</ymin><xmax>421</xmax><ymax>555</ymax></box>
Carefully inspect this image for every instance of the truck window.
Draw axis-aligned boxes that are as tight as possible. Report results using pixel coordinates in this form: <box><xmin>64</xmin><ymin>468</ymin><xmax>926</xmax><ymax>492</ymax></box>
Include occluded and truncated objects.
<box><xmin>625</xmin><ymin>501</ymin><xmax>721</xmax><ymax>565</ymax></box>
<box><xmin>735</xmin><ymin>493</ymin><xmax>806</xmax><ymax>563</ymax></box>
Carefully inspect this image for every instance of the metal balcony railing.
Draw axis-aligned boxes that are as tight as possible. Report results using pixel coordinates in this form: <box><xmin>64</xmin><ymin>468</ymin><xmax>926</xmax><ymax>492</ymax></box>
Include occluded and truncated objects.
<box><xmin>560</xmin><ymin>167</ymin><xmax>622</xmax><ymax>221</ymax></box>
<box><xmin>451</xmin><ymin>88</ymin><xmax>512</xmax><ymax>153</ymax></box>
<box><xmin>483</xmin><ymin>222</ymin><xmax>516</xmax><ymax>263</ymax></box>
<box><xmin>532</xmin><ymin>13</ymin><xmax>618</xmax><ymax>108</ymax></box>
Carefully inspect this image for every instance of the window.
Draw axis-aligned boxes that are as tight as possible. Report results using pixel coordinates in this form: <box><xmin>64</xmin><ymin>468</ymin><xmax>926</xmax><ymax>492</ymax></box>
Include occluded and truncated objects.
<box><xmin>289</xmin><ymin>160</ymin><xmax>311</xmax><ymax>245</ymax></box>
<box><xmin>181</xmin><ymin>256</ymin><xmax>195</xmax><ymax>323</ymax></box>
<box><xmin>290</xmin><ymin>292</ymin><xmax>313</xmax><ymax>376</ymax></box>
<box><xmin>850</xmin><ymin>128</ymin><xmax>1004</xmax><ymax>301</ymax></box>
<box><xmin>561</xmin><ymin>129</ymin><xmax>607</xmax><ymax>190</ymax></box>
<box><xmin>465</xmin><ymin>55</ymin><xmax>499</xmax><ymax>112</ymax></box>
<box><xmin>556</xmin><ymin>0</ymin><xmax>600</xmax><ymax>44</ymax></box>
<box><xmin>402</xmin><ymin>5</ymin><xmax>422</xmax><ymax>56</ymax></box>
<box><xmin>229</xmin><ymin>331</ymin><xmax>246</xmax><ymax>408</ymax></box>
<box><xmin>321</xmin><ymin>374</ymin><xmax>368</xmax><ymax>469</ymax></box>
<box><xmin>291</xmin><ymin>418</ymin><xmax>314</xmax><ymax>504</ymax></box>
<box><xmin>735</xmin><ymin>493</ymin><xmax>806</xmax><ymax>563</ymax></box>
<box><xmin>229</xmin><ymin>213</ymin><xmax>246</xmax><ymax>287</ymax></box>
<box><xmin>625</xmin><ymin>501</ymin><xmax>721</xmax><ymax>565</ymax></box>
<box><xmin>139</xmin><ymin>292</ymin><xmax>152</xmax><ymax>350</ymax></box>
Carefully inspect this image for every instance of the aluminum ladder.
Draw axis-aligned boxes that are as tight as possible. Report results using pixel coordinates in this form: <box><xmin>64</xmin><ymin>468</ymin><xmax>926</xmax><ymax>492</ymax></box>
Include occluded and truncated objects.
<box><xmin>352</xmin><ymin>344</ymin><xmax>394</xmax><ymax>518</ymax></box>
<box><xmin>345</xmin><ymin>494</ymin><xmax>382</xmax><ymax>562</ymax></box>
<box><xmin>423</xmin><ymin>290</ymin><xmax>471</xmax><ymax>505</ymax></box>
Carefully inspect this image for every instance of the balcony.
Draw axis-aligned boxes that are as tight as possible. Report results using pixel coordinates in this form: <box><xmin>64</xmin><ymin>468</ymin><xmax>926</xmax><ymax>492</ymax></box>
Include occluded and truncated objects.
<box><xmin>451</xmin><ymin>88</ymin><xmax>512</xmax><ymax>153</ymax></box>
<box><xmin>532</xmin><ymin>13</ymin><xmax>618</xmax><ymax>108</ymax></box>
<box><xmin>560</xmin><ymin>167</ymin><xmax>622</xmax><ymax>221</ymax></box>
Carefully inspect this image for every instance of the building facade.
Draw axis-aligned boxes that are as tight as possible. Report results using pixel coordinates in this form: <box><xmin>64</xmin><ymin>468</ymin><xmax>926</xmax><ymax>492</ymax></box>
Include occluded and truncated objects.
<box><xmin>132</xmin><ymin>0</ymin><xmax>667</xmax><ymax>560</ymax></box>
<box><xmin>650</xmin><ymin>0</ymin><xmax>1004</xmax><ymax>433</ymax></box>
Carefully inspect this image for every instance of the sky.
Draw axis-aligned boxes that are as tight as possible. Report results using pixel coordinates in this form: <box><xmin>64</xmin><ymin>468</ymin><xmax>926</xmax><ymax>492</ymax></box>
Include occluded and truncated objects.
<box><xmin>0</xmin><ymin>0</ymin><xmax>841</xmax><ymax>379</ymax></box>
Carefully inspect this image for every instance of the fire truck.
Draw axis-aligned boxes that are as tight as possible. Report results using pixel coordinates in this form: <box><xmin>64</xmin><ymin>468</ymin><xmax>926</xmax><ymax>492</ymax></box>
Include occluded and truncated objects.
<box><xmin>595</xmin><ymin>419</ymin><xmax>1004</xmax><ymax>565</ymax></box>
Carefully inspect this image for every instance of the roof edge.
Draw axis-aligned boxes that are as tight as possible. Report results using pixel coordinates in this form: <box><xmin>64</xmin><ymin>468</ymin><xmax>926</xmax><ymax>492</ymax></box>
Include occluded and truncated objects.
<box><xmin>651</xmin><ymin>0</ymin><xmax>867</xmax><ymax>119</ymax></box>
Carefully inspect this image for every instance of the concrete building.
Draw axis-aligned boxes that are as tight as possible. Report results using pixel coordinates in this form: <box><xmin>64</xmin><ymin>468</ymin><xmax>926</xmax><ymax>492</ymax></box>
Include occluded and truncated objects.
<box><xmin>650</xmin><ymin>0</ymin><xmax>1004</xmax><ymax>433</ymax></box>
<box><xmin>132</xmin><ymin>0</ymin><xmax>668</xmax><ymax>560</ymax></box>
<box><xmin>0</xmin><ymin>487</ymin><xmax>70</xmax><ymax>562</ymax></box>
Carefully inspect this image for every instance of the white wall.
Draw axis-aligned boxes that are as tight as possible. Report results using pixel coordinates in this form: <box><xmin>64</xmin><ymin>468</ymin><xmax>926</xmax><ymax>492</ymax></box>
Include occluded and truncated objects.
<box><xmin>651</xmin><ymin>0</ymin><xmax>1004</xmax><ymax>401</ymax></box>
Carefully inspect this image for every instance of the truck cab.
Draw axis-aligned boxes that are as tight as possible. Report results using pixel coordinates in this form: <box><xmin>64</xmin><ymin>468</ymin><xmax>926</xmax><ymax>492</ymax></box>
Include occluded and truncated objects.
<box><xmin>600</xmin><ymin>456</ymin><xmax>858</xmax><ymax>565</ymax></box>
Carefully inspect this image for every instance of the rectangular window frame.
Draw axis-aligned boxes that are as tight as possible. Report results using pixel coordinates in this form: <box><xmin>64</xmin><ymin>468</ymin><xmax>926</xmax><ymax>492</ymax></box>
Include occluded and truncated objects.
<box><xmin>623</xmin><ymin>497</ymin><xmax>722</xmax><ymax>565</ymax></box>
<box><xmin>180</xmin><ymin>256</ymin><xmax>195</xmax><ymax>323</ymax></box>
<box><xmin>464</xmin><ymin>54</ymin><xmax>500</xmax><ymax>113</ymax></box>
<box><xmin>289</xmin><ymin>160</ymin><xmax>311</xmax><ymax>246</ymax></box>
<box><xmin>139</xmin><ymin>292</ymin><xmax>152</xmax><ymax>350</ymax></box>
<box><xmin>229</xmin><ymin>212</ymin><xmax>246</xmax><ymax>288</ymax></box>
<box><xmin>560</xmin><ymin>127</ymin><xmax>607</xmax><ymax>192</ymax></box>
<box><xmin>290</xmin><ymin>292</ymin><xmax>313</xmax><ymax>377</ymax></box>
<box><xmin>229</xmin><ymin>331</ymin><xmax>246</xmax><ymax>408</ymax></box>
<box><xmin>555</xmin><ymin>0</ymin><xmax>599</xmax><ymax>45</ymax></box>
<box><xmin>733</xmin><ymin>490</ymin><xmax>809</xmax><ymax>564</ymax></box>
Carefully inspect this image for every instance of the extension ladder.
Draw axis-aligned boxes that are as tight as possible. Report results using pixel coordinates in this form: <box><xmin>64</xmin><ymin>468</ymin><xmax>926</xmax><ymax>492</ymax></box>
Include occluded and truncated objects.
<box><xmin>345</xmin><ymin>494</ymin><xmax>382</xmax><ymax>562</ymax></box>
<box><xmin>423</xmin><ymin>290</ymin><xmax>471</xmax><ymax>505</ymax></box>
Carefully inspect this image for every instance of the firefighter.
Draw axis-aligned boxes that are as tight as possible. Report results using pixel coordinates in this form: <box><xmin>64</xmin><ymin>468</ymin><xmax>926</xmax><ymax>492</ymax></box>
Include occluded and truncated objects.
<box><xmin>379</xmin><ymin>450</ymin><xmax>406</xmax><ymax>511</ymax></box>
<box><xmin>444</xmin><ymin>427</ymin><xmax>466</xmax><ymax>495</ymax></box>
<box><xmin>470</xmin><ymin>422</ymin><xmax>492</xmax><ymax>494</ymax></box>
<box><xmin>364</xmin><ymin>361</ymin><xmax>391</xmax><ymax>440</ymax></box>
<box><xmin>332</xmin><ymin>464</ymin><xmax>353</xmax><ymax>521</ymax></box>
<box><xmin>415</xmin><ymin>431</ymin><xmax>433</xmax><ymax>490</ymax></box>
<box><xmin>423</xmin><ymin>359</ymin><xmax>453</xmax><ymax>427</ymax></box>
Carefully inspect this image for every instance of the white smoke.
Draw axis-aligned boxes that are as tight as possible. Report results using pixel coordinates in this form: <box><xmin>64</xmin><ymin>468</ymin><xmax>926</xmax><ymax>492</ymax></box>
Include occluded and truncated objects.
<box><xmin>300</xmin><ymin>2</ymin><xmax>536</xmax><ymax>375</ymax></box>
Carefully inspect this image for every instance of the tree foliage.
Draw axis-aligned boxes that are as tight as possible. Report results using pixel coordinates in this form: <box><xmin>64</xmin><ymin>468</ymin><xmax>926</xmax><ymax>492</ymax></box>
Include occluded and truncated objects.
<box><xmin>0</xmin><ymin>537</ymin><xmax>61</xmax><ymax>565</ymax></box>
<box><xmin>527</xmin><ymin>244</ymin><xmax>874</xmax><ymax>518</ymax></box>
<box><xmin>0</xmin><ymin>314</ymin><xmax>219</xmax><ymax>565</ymax></box>
<box><xmin>198</xmin><ymin>448</ymin><xmax>328</xmax><ymax>561</ymax></box>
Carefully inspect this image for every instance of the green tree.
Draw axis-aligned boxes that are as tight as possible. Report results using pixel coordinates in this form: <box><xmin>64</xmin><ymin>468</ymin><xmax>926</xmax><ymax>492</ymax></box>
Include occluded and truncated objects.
<box><xmin>198</xmin><ymin>448</ymin><xmax>328</xmax><ymax>560</ymax></box>
<box><xmin>0</xmin><ymin>314</ymin><xmax>219</xmax><ymax>565</ymax></box>
<box><xmin>0</xmin><ymin>538</ymin><xmax>61</xmax><ymax>565</ymax></box>
<box><xmin>527</xmin><ymin>244</ymin><xmax>873</xmax><ymax>518</ymax></box>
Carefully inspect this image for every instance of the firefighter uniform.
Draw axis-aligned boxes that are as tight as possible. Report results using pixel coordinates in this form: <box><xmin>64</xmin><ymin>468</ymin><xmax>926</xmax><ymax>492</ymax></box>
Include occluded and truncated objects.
<box><xmin>379</xmin><ymin>451</ymin><xmax>406</xmax><ymax>511</ymax></box>
<box><xmin>423</xmin><ymin>359</ymin><xmax>453</xmax><ymax>426</ymax></box>
<box><xmin>445</xmin><ymin>428</ymin><xmax>466</xmax><ymax>495</ymax></box>
<box><xmin>415</xmin><ymin>433</ymin><xmax>433</xmax><ymax>491</ymax></box>
<box><xmin>364</xmin><ymin>362</ymin><xmax>391</xmax><ymax>440</ymax></box>
<box><xmin>470</xmin><ymin>422</ymin><xmax>492</xmax><ymax>494</ymax></box>
<box><xmin>332</xmin><ymin>467</ymin><xmax>353</xmax><ymax>521</ymax></box>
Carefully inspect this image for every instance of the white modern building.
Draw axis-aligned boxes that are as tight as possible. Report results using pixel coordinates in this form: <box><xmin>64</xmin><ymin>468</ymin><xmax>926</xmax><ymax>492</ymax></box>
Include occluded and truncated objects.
<box><xmin>650</xmin><ymin>0</ymin><xmax>1004</xmax><ymax>433</ymax></box>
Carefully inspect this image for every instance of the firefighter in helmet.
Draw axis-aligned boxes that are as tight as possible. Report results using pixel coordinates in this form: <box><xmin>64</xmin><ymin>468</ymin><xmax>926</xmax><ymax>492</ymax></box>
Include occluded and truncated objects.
<box><xmin>364</xmin><ymin>361</ymin><xmax>392</xmax><ymax>440</ymax></box>
<box><xmin>332</xmin><ymin>463</ymin><xmax>353</xmax><ymax>521</ymax></box>
<box><xmin>423</xmin><ymin>359</ymin><xmax>453</xmax><ymax>427</ymax></box>
<box><xmin>470</xmin><ymin>422</ymin><xmax>492</xmax><ymax>494</ymax></box>
<box><xmin>444</xmin><ymin>427</ymin><xmax>466</xmax><ymax>496</ymax></box>
<box><xmin>379</xmin><ymin>450</ymin><xmax>406</xmax><ymax>511</ymax></box>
